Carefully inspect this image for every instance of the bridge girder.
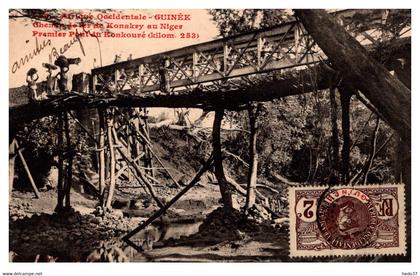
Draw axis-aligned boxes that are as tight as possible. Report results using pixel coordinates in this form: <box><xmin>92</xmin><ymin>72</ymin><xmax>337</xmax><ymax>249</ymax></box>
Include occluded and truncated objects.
<box><xmin>9</xmin><ymin>9</ymin><xmax>411</xmax><ymax>127</ymax></box>
<box><xmin>91</xmin><ymin>9</ymin><xmax>410</xmax><ymax>97</ymax></box>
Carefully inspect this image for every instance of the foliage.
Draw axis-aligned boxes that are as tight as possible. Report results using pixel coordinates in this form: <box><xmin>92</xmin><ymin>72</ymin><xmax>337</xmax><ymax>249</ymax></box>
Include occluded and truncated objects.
<box><xmin>208</xmin><ymin>9</ymin><xmax>403</xmax><ymax>184</ymax></box>
<box><xmin>14</xmin><ymin>114</ymin><xmax>95</xmax><ymax>188</ymax></box>
<box><xmin>11</xmin><ymin>9</ymin><xmax>407</xmax><ymax>190</ymax></box>
<box><xmin>209</xmin><ymin>9</ymin><xmax>293</xmax><ymax>37</ymax></box>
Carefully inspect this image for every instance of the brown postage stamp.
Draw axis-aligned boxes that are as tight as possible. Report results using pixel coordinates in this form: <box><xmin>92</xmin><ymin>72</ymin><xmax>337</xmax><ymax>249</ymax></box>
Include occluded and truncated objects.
<box><xmin>288</xmin><ymin>184</ymin><xmax>406</xmax><ymax>257</ymax></box>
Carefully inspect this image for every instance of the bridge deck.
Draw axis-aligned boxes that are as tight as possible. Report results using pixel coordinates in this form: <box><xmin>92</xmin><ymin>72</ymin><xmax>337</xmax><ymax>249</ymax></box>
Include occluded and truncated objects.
<box><xmin>91</xmin><ymin>9</ymin><xmax>409</xmax><ymax>96</ymax></box>
<box><xmin>9</xmin><ymin>9</ymin><xmax>411</xmax><ymax>126</ymax></box>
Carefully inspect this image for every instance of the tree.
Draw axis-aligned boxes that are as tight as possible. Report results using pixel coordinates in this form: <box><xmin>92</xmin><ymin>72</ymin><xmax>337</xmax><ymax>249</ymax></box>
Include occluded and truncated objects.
<box><xmin>294</xmin><ymin>10</ymin><xmax>411</xmax><ymax>259</ymax></box>
<box><xmin>244</xmin><ymin>103</ymin><xmax>262</xmax><ymax>210</ymax></box>
<box><xmin>293</xmin><ymin>9</ymin><xmax>410</xmax><ymax>139</ymax></box>
<box><xmin>209</xmin><ymin>9</ymin><xmax>292</xmax><ymax>37</ymax></box>
<box><xmin>212</xmin><ymin>108</ymin><xmax>233</xmax><ymax>210</ymax></box>
<box><xmin>209</xmin><ymin>9</ymin><xmax>409</xmax><ymax>189</ymax></box>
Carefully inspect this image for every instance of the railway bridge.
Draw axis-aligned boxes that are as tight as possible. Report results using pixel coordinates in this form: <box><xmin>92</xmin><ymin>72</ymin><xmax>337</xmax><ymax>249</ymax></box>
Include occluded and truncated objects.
<box><xmin>9</xmin><ymin>9</ymin><xmax>411</xmax><ymax>251</ymax></box>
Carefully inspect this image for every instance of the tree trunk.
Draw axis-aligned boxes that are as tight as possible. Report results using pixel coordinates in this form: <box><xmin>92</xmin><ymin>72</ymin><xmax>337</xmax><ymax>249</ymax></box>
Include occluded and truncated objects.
<box><xmin>396</xmin><ymin>136</ymin><xmax>411</xmax><ymax>185</ymax></box>
<box><xmin>329</xmin><ymin>84</ymin><xmax>340</xmax><ymax>184</ymax></box>
<box><xmin>390</xmin><ymin>55</ymin><xmax>411</xmax><ymax>258</ymax></box>
<box><xmin>350</xmin><ymin>111</ymin><xmax>373</xmax><ymax>152</ymax></box>
<box><xmin>212</xmin><ymin>108</ymin><xmax>233</xmax><ymax>210</ymax></box>
<box><xmin>392</xmin><ymin>57</ymin><xmax>411</xmax><ymax>89</ymax></box>
<box><xmin>339</xmin><ymin>87</ymin><xmax>353</xmax><ymax>183</ymax></box>
<box><xmin>363</xmin><ymin>117</ymin><xmax>380</xmax><ymax>184</ymax></box>
<box><xmin>396</xmin><ymin>133</ymin><xmax>411</xmax><ymax>259</ymax></box>
<box><xmin>350</xmin><ymin>129</ymin><xmax>394</xmax><ymax>185</ymax></box>
<box><xmin>245</xmin><ymin>104</ymin><xmax>260</xmax><ymax>210</ymax></box>
<box><xmin>294</xmin><ymin>9</ymin><xmax>410</xmax><ymax>139</ymax></box>
<box><xmin>225</xmin><ymin>175</ymin><xmax>269</xmax><ymax>204</ymax></box>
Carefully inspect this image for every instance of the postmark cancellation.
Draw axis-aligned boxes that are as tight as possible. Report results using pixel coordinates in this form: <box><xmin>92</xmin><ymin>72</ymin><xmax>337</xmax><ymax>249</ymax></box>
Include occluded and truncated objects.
<box><xmin>288</xmin><ymin>184</ymin><xmax>406</xmax><ymax>257</ymax></box>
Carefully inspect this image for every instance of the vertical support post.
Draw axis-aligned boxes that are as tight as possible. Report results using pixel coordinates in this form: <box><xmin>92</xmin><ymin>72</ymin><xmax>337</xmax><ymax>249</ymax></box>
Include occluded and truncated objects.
<box><xmin>139</xmin><ymin>109</ymin><xmax>153</xmax><ymax>177</ymax></box>
<box><xmin>56</xmin><ymin>113</ymin><xmax>65</xmax><ymax>211</ymax></box>
<box><xmin>105</xmin><ymin>110</ymin><xmax>116</xmax><ymax>209</ymax></box>
<box><xmin>72</xmin><ymin>72</ymin><xmax>90</xmax><ymax>93</ymax></box>
<box><xmin>135</xmin><ymin>108</ymin><xmax>142</xmax><ymax>168</ymax></box>
<box><xmin>92</xmin><ymin>74</ymin><xmax>97</xmax><ymax>94</ymax></box>
<box><xmin>125</xmin><ymin>109</ymin><xmax>133</xmax><ymax>181</ymax></box>
<box><xmin>143</xmin><ymin>112</ymin><xmax>154</xmax><ymax>178</ymax></box>
<box><xmin>98</xmin><ymin>108</ymin><xmax>106</xmax><ymax>204</ymax></box>
<box><xmin>64</xmin><ymin>111</ymin><xmax>73</xmax><ymax>209</ymax></box>
<box><xmin>115</xmin><ymin>69</ymin><xmax>120</xmax><ymax>92</ymax></box>
<box><xmin>192</xmin><ymin>52</ymin><xmax>199</xmax><ymax>80</ymax></box>
<box><xmin>54</xmin><ymin>55</ymin><xmax>80</xmax><ymax>211</ymax></box>
<box><xmin>138</xmin><ymin>65</ymin><xmax>144</xmax><ymax>93</ymax></box>
<box><xmin>9</xmin><ymin>139</ymin><xmax>17</xmax><ymax>194</ymax></box>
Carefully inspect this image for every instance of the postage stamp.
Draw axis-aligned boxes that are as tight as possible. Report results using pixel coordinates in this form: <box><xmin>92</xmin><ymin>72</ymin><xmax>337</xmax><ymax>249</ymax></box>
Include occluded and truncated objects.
<box><xmin>288</xmin><ymin>184</ymin><xmax>406</xmax><ymax>257</ymax></box>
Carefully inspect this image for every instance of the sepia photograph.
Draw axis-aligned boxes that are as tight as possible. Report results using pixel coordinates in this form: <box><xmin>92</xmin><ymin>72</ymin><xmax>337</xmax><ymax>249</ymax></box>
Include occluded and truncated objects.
<box><xmin>4</xmin><ymin>3</ymin><xmax>416</xmax><ymax>273</ymax></box>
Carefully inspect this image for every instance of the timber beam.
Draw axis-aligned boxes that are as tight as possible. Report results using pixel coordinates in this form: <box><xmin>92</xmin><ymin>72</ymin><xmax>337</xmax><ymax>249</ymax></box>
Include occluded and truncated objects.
<box><xmin>9</xmin><ymin>37</ymin><xmax>410</xmax><ymax>128</ymax></box>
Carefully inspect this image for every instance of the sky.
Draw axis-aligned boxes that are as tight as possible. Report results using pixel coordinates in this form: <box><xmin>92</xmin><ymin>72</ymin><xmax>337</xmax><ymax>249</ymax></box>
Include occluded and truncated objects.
<box><xmin>9</xmin><ymin>9</ymin><xmax>219</xmax><ymax>88</ymax></box>
<box><xmin>9</xmin><ymin>9</ymin><xmax>220</xmax><ymax>123</ymax></box>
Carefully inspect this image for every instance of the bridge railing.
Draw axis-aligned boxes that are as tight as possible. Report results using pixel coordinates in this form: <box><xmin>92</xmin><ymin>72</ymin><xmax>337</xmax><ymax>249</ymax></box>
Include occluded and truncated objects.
<box><xmin>91</xmin><ymin>9</ymin><xmax>410</xmax><ymax>96</ymax></box>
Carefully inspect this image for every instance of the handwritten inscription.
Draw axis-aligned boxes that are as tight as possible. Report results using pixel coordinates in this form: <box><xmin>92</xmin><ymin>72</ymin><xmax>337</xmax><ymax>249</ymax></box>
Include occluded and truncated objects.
<box><xmin>11</xmin><ymin>38</ymin><xmax>51</xmax><ymax>74</ymax></box>
<box><xmin>11</xmin><ymin>34</ymin><xmax>85</xmax><ymax>74</ymax></box>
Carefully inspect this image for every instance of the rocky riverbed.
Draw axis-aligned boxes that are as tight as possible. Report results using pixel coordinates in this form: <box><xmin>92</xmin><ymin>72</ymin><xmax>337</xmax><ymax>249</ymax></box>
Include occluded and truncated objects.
<box><xmin>9</xmin><ymin>206</ymin><xmax>139</xmax><ymax>262</ymax></box>
<box><xmin>9</xmin><ymin>182</ymin><xmax>293</xmax><ymax>262</ymax></box>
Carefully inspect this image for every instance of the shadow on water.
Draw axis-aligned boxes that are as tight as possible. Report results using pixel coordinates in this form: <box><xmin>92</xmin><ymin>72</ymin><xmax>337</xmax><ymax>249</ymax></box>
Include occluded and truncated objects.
<box><xmin>125</xmin><ymin>219</ymin><xmax>203</xmax><ymax>260</ymax></box>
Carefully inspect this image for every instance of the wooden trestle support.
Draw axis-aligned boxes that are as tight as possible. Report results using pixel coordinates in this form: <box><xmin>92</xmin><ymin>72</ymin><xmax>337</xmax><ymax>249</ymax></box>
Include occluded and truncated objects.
<box><xmin>55</xmin><ymin>101</ymin><xmax>173</xmax><ymax>211</ymax></box>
